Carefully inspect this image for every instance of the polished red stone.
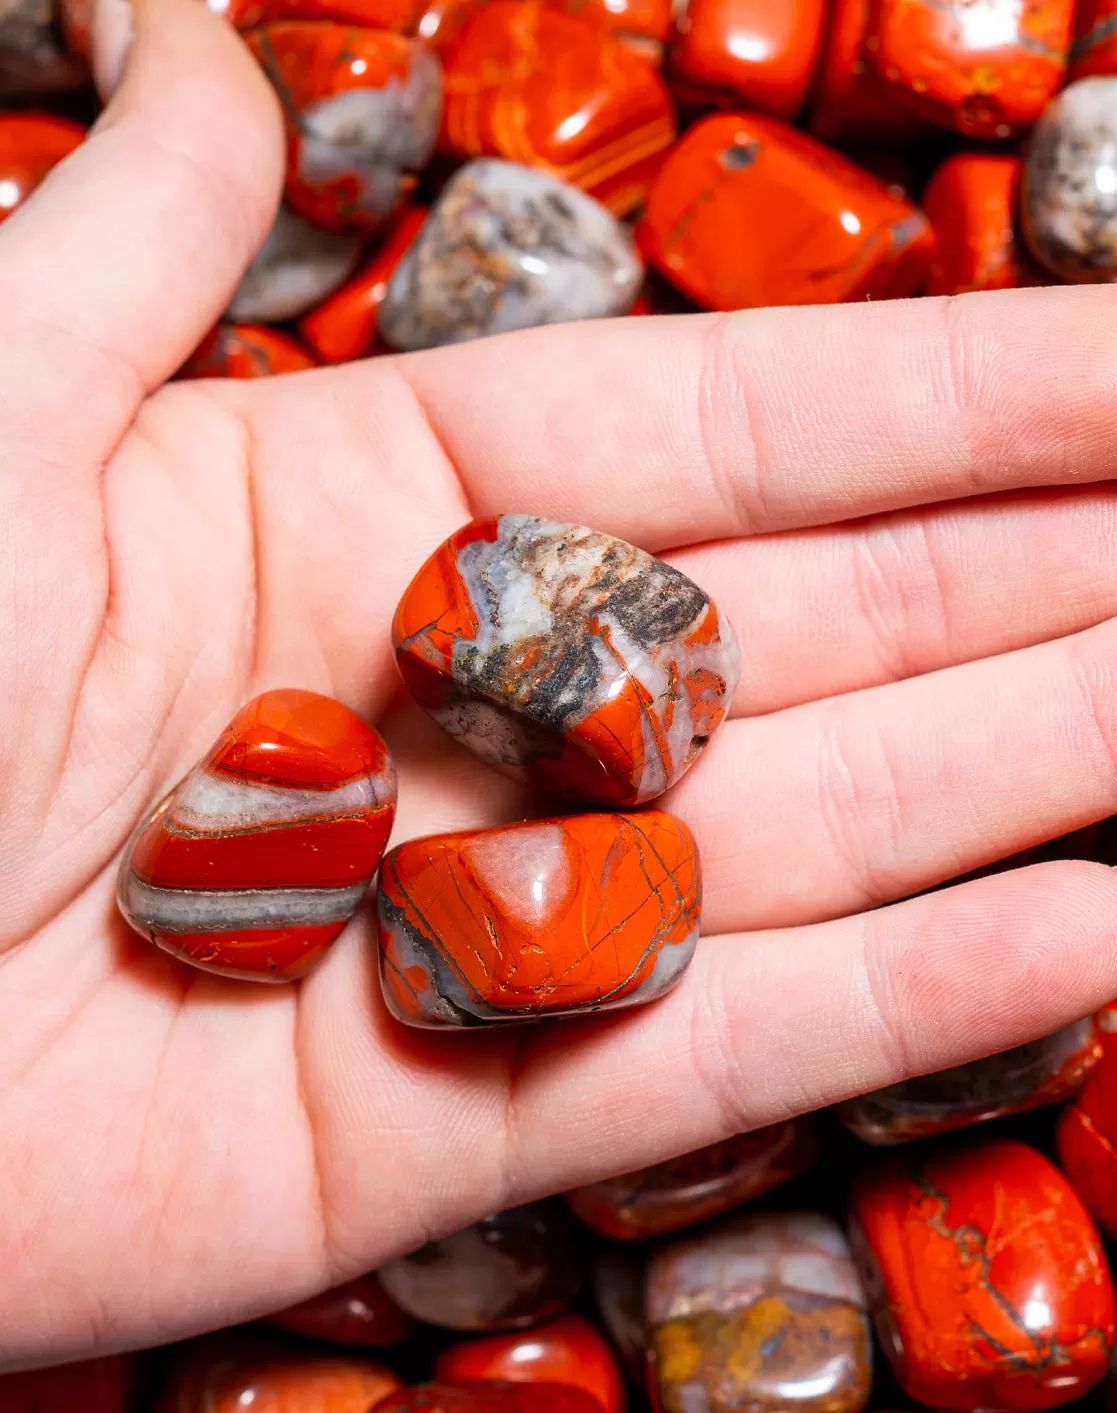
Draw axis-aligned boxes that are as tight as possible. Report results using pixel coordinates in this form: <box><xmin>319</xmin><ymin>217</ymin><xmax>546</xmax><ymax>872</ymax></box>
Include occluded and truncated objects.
<box><xmin>1069</xmin><ymin>0</ymin><xmax>1117</xmax><ymax>79</ymax></box>
<box><xmin>117</xmin><ymin>689</ymin><xmax>396</xmax><ymax>982</ymax></box>
<box><xmin>639</xmin><ymin>112</ymin><xmax>934</xmax><ymax>311</ymax></box>
<box><xmin>566</xmin><ymin>1119</ymin><xmax>819</xmax><ymax>1239</ymax></box>
<box><xmin>865</xmin><ymin>0</ymin><xmax>1073</xmax><ymax>138</ymax></box>
<box><xmin>850</xmin><ymin>1139</ymin><xmax>1115</xmax><ymax>1411</ymax></box>
<box><xmin>669</xmin><ymin>0</ymin><xmax>828</xmax><ymax>119</ymax></box>
<box><xmin>178</xmin><ymin>324</ymin><xmax>317</xmax><ymax>379</ymax></box>
<box><xmin>378</xmin><ymin>811</ymin><xmax>699</xmax><ymax>1025</ymax></box>
<box><xmin>157</xmin><ymin>1333</ymin><xmax>401</xmax><ymax>1412</ymax></box>
<box><xmin>0</xmin><ymin>112</ymin><xmax>83</xmax><ymax>223</ymax></box>
<box><xmin>269</xmin><ymin>1273</ymin><xmax>416</xmax><ymax>1346</ymax></box>
<box><xmin>543</xmin><ymin>0</ymin><xmax>672</xmax><ymax>51</ymax></box>
<box><xmin>922</xmin><ymin>153</ymin><xmax>1049</xmax><ymax>295</ymax></box>
<box><xmin>809</xmin><ymin>0</ymin><xmax>932</xmax><ymax>142</ymax></box>
<box><xmin>1059</xmin><ymin>1004</ymin><xmax>1117</xmax><ymax>1238</ymax></box>
<box><xmin>393</xmin><ymin>516</ymin><xmax>738</xmax><ymax>805</ymax></box>
<box><xmin>435</xmin><ymin>1316</ymin><xmax>625</xmax><ymax>1413</ymax></box>
<box><xmin>438</xmin><ymin>2</ymin><xmax>676</xmax><ymax>215</ymax></box>
<box><xmin>246</xmin><ymin>22</ymin><xmax>441</xmax><ymax>230</ymax></box>
<box><xmin>374</xmin><ymin>1383</ymin><xmax>604</xmax><ymax>1413</ymax></box>
<box><xmin>0</xmin><ymin>1355</ymin><xmax>134</xmax><ymax>1412</ymax></box>
<box><xmin>299</xmin><ymin>205</ymin><xmax>427</xmax><ymax>363</ymax></box>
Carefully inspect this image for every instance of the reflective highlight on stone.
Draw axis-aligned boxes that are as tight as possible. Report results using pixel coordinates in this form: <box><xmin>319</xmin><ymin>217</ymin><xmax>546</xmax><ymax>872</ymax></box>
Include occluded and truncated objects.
<box><xmin>378</xmin><ymin>1203</ymin><xmax>584</xmax><ymax>1332</ymax></box>
<box><xmin>639</xmin><ymin>112</ymin><xmax>934</xmax><ymax>310</ymax></box>
<box><xmin>118</xmin><ymin>689</ymin><xmax>396</xmax><ymax>982</ymax></box>
<box><xmin>566</xmin><ymin>1119</ymin><xmax>819</xmax><ymax>1239</ymax></box>
<box><xmin>435</xmin><ymin>1315</ymin><xmax>626</xmax><ymax>1413</ymax></box>
<box><xmin>646</xmin><ymin>1212</ymin><xmax>872</xmax><ymax>1413</ymax></box>
<box><xmin>1022</xmin><ymin>76</ymin><xmax>1117</xmax><ymax>282</ymax></box>
<box><xmin>377</xmin><ymin>811</ymin><xmax>699</xmax><ymax>1027</ymax></box>
<box><xmin>393</xmin><ymin>515</ymin><xmax>738</xmax><ymax>805</ymax></box>
<box><xmin>1058</xmin><ymin>1004</ymin><xmax>1117</xmax><ymax>1239</ymax></box>
<box><xmin>839</xmin><ymin>1018</ymin><xmax>1101</xmax><ymax>1145</ymax></box>
<box><xmin>850</xmin><ymin>1139</ymin><xmax>1114</xmax><ymax>1412</ymax></box>
<box><xmin>247</xmin><ymin>21</ymin><xmax>442</xmax><ymax>230</ymax></box>
<box><xmin>269</xmin><ymin>1273</ymin><xmax>416</xmax><ymax>1346</ymax></box>
<box><xmin>228</xmin><ymin>204</ymin><xmax>362</xmax><ymax>323</ymax></box>
<box><xmin>377</xmin><ymin>161</ymin><xmax>642</xmax><ymax>351</ymax></box>
<box><xmin>178</xmin><ymin>324</ymin><xmax>317</xmax><ymax>379</ymax></box>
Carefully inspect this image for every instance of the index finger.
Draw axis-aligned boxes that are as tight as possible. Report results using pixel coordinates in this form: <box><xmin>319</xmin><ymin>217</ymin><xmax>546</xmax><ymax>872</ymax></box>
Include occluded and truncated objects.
<box><xmin>394</xmin><ymin>285</ymin><xmax>1117</xmax><ymax>551</ymax></box>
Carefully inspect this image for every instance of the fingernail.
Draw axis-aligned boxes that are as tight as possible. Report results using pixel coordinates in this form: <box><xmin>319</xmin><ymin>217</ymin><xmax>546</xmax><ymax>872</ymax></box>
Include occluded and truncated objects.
<box><xmin>91</xmin><ymin>0</ymin><xmax>135</xmax><ymax>99</ymax></box>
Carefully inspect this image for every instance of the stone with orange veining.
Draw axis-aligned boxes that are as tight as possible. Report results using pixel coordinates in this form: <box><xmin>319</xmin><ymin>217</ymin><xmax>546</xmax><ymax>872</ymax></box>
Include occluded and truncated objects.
<box><xmin>1059</xmin><ymin>1003</ymin><xmax>1117</xmax><ymax>1239</ymax></box>
<box><xmin>438</xmin><ymin>1</ymin><xmax>676</xmax><ymax>215</ymax></box>
<box><xmin>377</xmin><ymin>810</ymin><xmax>699</xmax><ymax>1026</ymax></box>
<box><xmin>850</xmin><ymin>1138</ymin><xmax>1115</xmax><ymax>1411</ymax></box>
<box><xmin>392</xmin><ymin>515</ymin><xmax>738</xmax><ymax>805</ymax></box>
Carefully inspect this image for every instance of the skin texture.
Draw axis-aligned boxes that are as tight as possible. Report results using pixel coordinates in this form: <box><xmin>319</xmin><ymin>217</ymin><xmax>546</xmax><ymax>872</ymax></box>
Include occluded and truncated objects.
<box><xmin>12</xmin><ymin>0</ymin><xmax>1117</xmax><ymax>1373</ymax></box>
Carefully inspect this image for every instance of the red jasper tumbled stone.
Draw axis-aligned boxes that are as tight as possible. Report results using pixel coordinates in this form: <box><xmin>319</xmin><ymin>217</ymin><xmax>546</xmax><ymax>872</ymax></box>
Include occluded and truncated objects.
<box><xmin>378</xmin><ymin>811</ymin><xmax>699</xmax><ymax>1026</ymax></box>
<box><xmin>850</xmin><ymin>1139</ymin><xmax>1115</xmax><ymax>1411</ymax></box>
<box><xmin>375</xmin><ymin>1385</ymin><xmax>605</xmax><ymax>1413</ymax></box>
<box><xmin>1058</xmin><ymin>1003</ymin><xmax>1117</xmax><ymax>1237</ymax></box>
<box><xmin>247</xmin><ymin>22</ymin><xmax>442</xmax><ymax>230</ymax></box>
<box><xmin>299</xmin><ymin>204</ymin><xmax>428</xmax><ymax>363</ymax></box>
<box><xmin>157</xmin><ymin>1333</ymin><xmax>401</xmax><ymax>1412</ymax></box>
<box><xmin>178</xmin><ymin>324</ymin><xmax>317</xmax><ymax>379</ymax></box>
<box><xmin>438</xmin><ymin>1</ymin><xmax>676</xmax><ymax>215</ymax></box>
<box><xmin>0</xmin><ymin>111</ymin><xmax>83</xmax><ymax>222</ymax></box>
<box><xmin>0</xmin><ymin>1355</ymin><xmax>135</xmax><ymax>1412</ymax></box>
<box><xmin>269</xmin><ymin>1273</ymin><xmax>417</xmax><ymax>1346</ymax></box>
<box><xmin>809</xmin><ymin>0</ymin><xmax>932</xmax><ymax>142</ymax></box>
<box><xmin>639</xmin><ymin>112</ymin><xmax>934</xmax><ymax>310</ymax></box>
<box><xmin>435</xmin><ymin>1315</ymin><xmax>626</xmax><ymax>1413</ymax></box>
<box><xmin>865</xmin><ymin>0</ymin><xmax>1074</xmax><ymax>138</ymax></box>
<box><xmin>117</xmin><ymin>689</ymin><xmax>396</xmax><ymax>982</ymax></box>
<box><xmin>565</xmin><ymin>1119</ymin><xmax>819</xmax><ymax>1239</ymax></box>
<box><xmin>921</xmin><ymin>152</ymin><xmax>1049</xmax><ymax>295</ymax></box>
<box><xmin>393</xmin><ymin>515</ymin><xmax>738</xmax><ymax>806</ymax></box>
<box><xmin>669</xmin><ymin>0</ymin><xmax>828</xmax><ymax>120</ymax></box>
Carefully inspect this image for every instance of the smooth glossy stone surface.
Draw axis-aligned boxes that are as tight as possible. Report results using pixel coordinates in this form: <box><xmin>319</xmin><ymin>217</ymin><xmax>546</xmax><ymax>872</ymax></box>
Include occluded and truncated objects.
<box><xmin>378</xmin><ymin>1203</ymin><xmax>584</xmax><ymax>1331</ymax></box>
<box><xmin>670</xmin><ymin>0</ymin><xmax>828</xmax><ymax>119</ymax></box>
<box><xmin>1022</xmin><ymin>76</ymin><xmax>1117</xmax><ymax>282</ymax></box>
<box><xmin>809</xmin><ymin>0</ymin><xmax>932</xmax><ymax>142</ymax></box>
<box><xmin>375</xmin><ymin>1384</ymin><xmax>605</xmax><ymax>1412</ymax></box>
<box><xmin>378</xmin><ymin>810</ymin><xmax>699</xmax><ymax>1026</ymax></box>
<box><xmin>436</xmin><ymin>1315</ymin><xmax>626</xmax><ymax>1413</ymax></box>
<box><xmin>850</xmin><ymin>1139</ymin><xmax>1114</xmax><ymax>1411</ymax></box>
<box><xmin>0</xmin><ymin>0</ymin><xmax>86</xmax><ymax>95</ymax></box>
<box><xmin>840</xmin><ymin>1019</ymin><xmax>1100</xmax><ymax>1145</ymax></box>
<box><xmin>591</xmin><ymin>1248</ymin><xmax>647</xmax><ymax>1383</ymax></box>
<box><xmin>298</xmin><ymin>203</ymin><xmax>426</xmax><ymax>362</ymax></box>
<box><xmin>1059</xmin><ymin>1004</ymin><xmax>1117</xmax><ymax>1238</ymax></box>
<box><xmin>439</xmin><ymin>1</ymin><xmax>676</xmax><ymax>215</ymax></box>
<box><xmin>1070</xmin><ymin>0</ymin><xmax>1117</xmax><ymax>79</ymax></box>
<box><xmin>646</xmin><ymin>1212</ymin><xmax>872</xmax><ymax>1413</ymax></box>
<box><xmin>158</xmin><ymin>1333</ymin><xmax>401</xmax><ymax>1412</ymax></box>
<box><xmin>0</xmin><ymin>1355</ymin><xmax>134</xmax><ymax>1412</ymax></box>
<box><xmin>117</xmin><ymin>689</ymin><xmax>396</xmax><ymax>982</ymax></box>
<box><xmin>865</xmin><ymin>0</ymin><xmax>1073</xmax><ymax>138</ymax></box>
<box><xmin>566</xmin><ymin>1119</ymin><xmax>819</xmax><ymax>1240</ymax></box>
<box><xmin>178</xmin><ymin>323</ymin><xmax>317</xmax><ymax>379</ymax></box>
<box><xmin>228</xmin><ymin>204</ymin><xmax>362</xmax><ymax>323</ymax></box>
<box><xmin>0</xmin><ymin>111</ymin><xmax>82</xmax><ymax>222</ymax></box>
<box><xmin>247</xmin><ymin>22</ymin><xmax>442</xmax><ymax>230</ymax></box>
<box><xmin>377</xmin><ymin>161</ymin><xmax>642</xmax><ymax>351</ymax></box>
<box><xmin>393</xmin><ymin>515</ymin><xmax>738</xmax><ymax>804</ymax></box>
<box><xmin>543</xmin><ymin>0</ymin><xmax>671</xmax><ymax>49</ymax></box>
<box><xmin>922</xmin><ymin>152</ymin><xmax>1048</xmax><ymax>295</ymax></box>
<box><xmin>639</xmin><ymin>112</ymin><xmax>933</xmax><ymax>310</ymax></box>
<box><xmin>269</xmin><ymin>1272</ymin><xmax>417</xmax><ymax>1346</ymax></box>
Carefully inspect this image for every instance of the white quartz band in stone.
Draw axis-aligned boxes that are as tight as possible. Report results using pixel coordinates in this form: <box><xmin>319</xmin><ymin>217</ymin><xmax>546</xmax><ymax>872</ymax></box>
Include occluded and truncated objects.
<box><xmin>169</xmin><ymin>768</ymin><xmax>386</xmax><ymax>832</ymax></box>
<box><xmin>121</xmin><ymin>877</ymin><xmax>369</xmax><ymax>933</ymax></box>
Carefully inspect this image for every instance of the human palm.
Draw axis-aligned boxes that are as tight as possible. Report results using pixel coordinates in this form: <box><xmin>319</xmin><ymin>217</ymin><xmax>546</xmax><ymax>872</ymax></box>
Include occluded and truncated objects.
<box><xmin>6</xmin><ymin>0</ymin><xmax>1117</xmax><ymax>1370</ymax></box>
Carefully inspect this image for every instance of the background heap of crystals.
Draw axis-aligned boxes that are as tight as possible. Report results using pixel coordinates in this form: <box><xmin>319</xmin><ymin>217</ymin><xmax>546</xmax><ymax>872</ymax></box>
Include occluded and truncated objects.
<box><xmin>9</xmin><ymin>1</ymin><xmax>1117</xmax><ymax>1410</ymax></box>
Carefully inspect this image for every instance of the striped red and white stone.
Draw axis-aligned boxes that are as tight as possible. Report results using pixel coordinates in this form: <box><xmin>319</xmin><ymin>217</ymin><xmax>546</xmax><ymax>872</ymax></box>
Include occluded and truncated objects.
<box><xmin>117</xmin><ymin>689</ymin><xmax>396</xmax><ymax>982</ymax></box>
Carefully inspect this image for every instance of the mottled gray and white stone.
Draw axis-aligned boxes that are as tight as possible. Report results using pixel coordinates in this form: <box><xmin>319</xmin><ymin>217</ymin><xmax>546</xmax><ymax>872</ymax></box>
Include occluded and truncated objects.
<box><xmin>227</xmin><ymin>204</ymin><xmax>362</xmax><ymax>324</ymax></box>
<box><xmin>1023</xmin><ymin>76</ymin><xmax>1117</xmax><ymax>281</ymax></box>
<box><xmin>378</xmin><ymin>159</ymin><xmax>644</xmax><ymax>351</ymax></box>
